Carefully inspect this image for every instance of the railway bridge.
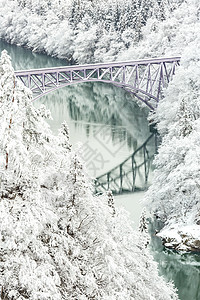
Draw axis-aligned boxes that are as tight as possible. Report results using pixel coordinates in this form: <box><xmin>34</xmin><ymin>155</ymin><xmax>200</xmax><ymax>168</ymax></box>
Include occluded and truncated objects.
<box><xmin>15</xmin><ymin>57</ymin><xmax>180</xmax><ymax>194</ymax></box>
<box><xmin>15</xmin><ymin>57</ymin><xmax>180</xmax><ymax>111</ymax></box>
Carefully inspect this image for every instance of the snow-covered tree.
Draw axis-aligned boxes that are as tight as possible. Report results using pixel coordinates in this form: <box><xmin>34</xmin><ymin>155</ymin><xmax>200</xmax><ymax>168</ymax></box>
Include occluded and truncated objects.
<box><xmin>0</xmin><ymin>50</ymin><xmax>62</xmax><ymax>299</ymax></box>
<box><xmin>73</xmin><ymin>24</ymin><xmax>98</xmax><ymax>63</ymax></box>
<box><xmin>58</xmin><ymin>121</ymin><xmax>72</xmax><ymax>151</ymax></box>
<box><xmin>139</xmin><ymin>208</ymin><xmax>150</xmax><ymax>247</ymax></box>
<box><xmin>106</xmin><ymin>190</ymin><xmax>116</xmax><ymax>216</ymax></box>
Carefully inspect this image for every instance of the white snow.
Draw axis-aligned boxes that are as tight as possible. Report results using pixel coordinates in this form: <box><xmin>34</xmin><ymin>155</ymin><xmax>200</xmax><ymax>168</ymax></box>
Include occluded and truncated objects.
<box><xmin>0</xmin><ymin>0</ymin><xmax>199</xmax><ymax>297</ymax></box>
<box><xmin>0</xmin><ymin>0</ymin><xmax>173</xmax><ymax>64</ymax></box>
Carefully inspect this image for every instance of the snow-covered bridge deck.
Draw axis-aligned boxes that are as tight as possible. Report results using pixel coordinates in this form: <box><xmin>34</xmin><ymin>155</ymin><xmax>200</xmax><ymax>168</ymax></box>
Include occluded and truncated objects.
<box><xmin>15</xmin><ymin>57</ymin><xmax>180</xmax><ymax>111</ymax></box>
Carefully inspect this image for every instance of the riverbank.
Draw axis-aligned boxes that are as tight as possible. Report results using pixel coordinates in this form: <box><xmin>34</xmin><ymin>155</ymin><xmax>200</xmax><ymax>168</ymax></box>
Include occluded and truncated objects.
<box><xmin>116</xmin><ymin>191</ymin><xmax>200</xmax><ymax>253</ymax></box>
<box><xmin>149</xmin><ymin>218</ymin><xmax>200</xmax><ymax>300</ymax></box>
<box><xmin>158</xmin><ymin>222</ymin><xmax>200</xmax><ymax>252</ymax></box>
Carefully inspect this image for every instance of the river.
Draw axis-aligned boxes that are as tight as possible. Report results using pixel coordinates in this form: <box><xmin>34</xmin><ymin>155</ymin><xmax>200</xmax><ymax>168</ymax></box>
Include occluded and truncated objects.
<box><xmin>0</xmin><ymin>39</ymin><xmax>199</xmax><ymax>300</ymax></box>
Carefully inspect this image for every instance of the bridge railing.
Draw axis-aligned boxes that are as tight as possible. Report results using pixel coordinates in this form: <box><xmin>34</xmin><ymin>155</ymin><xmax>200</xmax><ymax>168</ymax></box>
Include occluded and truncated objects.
<box><xmin>95</xmin><ymin>133</ymin><xmax>156</xmax><ymax>195</ymax></box>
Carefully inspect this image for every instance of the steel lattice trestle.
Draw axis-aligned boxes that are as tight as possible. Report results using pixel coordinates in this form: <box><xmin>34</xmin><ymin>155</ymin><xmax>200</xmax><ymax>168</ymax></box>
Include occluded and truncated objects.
<box><xmin>15</xmin><ymin>57</ymin><xmax>180</xmax><ymax>111</ymax></box>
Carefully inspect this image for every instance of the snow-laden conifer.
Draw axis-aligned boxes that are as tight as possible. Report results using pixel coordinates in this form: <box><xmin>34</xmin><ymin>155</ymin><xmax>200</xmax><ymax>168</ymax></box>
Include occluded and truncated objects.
<box><xmin>58</xmin><ymin>121</ymin><xmax>72</xmax><ymax>151</ymax></box>
<box><xmin>139</xmin><ymin>208</ymin><xmax>150</xmax><ymax>247</ymax></box>
<box><xmin>0</xmin><ymin>50</ymin><xmax>63</xmax><ymax>300</ymax></box>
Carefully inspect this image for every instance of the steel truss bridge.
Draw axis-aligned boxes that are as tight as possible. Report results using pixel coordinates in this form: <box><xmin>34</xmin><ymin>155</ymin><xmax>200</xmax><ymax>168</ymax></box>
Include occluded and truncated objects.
<box><xmin>15</xmin><ymin>57</ymin><xmax>180</xmax><ymax>194</ymax></box>
<box><xmin>15</xmin><ymin>57</ymin><xmax>180</xmax><ymax>111</ymax></box>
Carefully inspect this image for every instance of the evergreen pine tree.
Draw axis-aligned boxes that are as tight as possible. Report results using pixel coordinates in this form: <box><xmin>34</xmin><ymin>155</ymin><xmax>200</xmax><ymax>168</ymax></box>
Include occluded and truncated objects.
<box><xmin>139</xmin><ymin>208</ymin><xmax>150</xmax><ymax>247</ymax></box>
<box><xmin>58</xmin><ymin>121</ymin><xmax>72</xmax><ymax>151</ymax></box>
<box><xmin>106</xmin><ymin>190</ymin><xmax>116</xmax><ymax>216</ymax></box>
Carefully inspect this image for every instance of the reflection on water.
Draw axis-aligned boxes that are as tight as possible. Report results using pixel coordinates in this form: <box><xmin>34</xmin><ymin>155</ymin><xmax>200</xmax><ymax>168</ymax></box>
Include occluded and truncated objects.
<box><xmin>34</xmin><ymin>82</ymin><xmax>150</xmax><ymax>141</ymax></box>
<box><xmin>33</xmin><ymin>82</ymin><xmax>151</xmax><ymax>177</ymax></box>
<box><xmin>149</xmin><ymin>219</ymin><xmax>200</xmax><ymax>300</ymax></box>
<box><xmin>0</xmin><ymin>39</ymin><xmax>68</xmax><ymax>70</ymax></box>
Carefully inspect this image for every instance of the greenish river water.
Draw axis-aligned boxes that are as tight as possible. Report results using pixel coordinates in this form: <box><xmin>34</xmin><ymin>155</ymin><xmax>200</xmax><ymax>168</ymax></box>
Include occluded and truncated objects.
<box><xmin>0</xmin><ymin>39</ymin><xmax>199</xmax><ymax>300</ymax></box>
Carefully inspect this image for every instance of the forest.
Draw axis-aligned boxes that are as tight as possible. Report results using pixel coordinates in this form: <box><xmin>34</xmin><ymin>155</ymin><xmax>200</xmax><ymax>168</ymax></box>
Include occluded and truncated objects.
<box><xmin>0</xmin><ymin>0</ymin><xmax>199</xmax><ymax>298</ymax></box>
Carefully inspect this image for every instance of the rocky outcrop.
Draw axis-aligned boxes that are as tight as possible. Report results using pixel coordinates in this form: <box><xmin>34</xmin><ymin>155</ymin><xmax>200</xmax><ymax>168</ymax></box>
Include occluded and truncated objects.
<box><xmin>157</xmin><ymin>224</ymin><xmax>200</xmax><ymax>252</ymax></box>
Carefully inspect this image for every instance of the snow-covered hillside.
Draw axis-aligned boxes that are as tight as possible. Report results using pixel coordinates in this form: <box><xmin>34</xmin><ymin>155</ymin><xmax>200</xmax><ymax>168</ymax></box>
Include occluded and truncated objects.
<box><xmin>0</xmin><ymin>0</ymin><xmax>175</xmax><ymax>63</ymax></box>
<box><xmin>132</xmin><ymin>0</ymin><xmax>200</xmax><ymax>251</ymax></box>
<box><xmin>145</xmin><ymin>39</ymin><xmax>200</xmax><ymax>251</ymax></box>
<box><xmin>0</xmin><ymin>51</ymin><xmax>178</xmax><ymax>299</ymax></box>
<box><xmin>118</xmin><ymin>0</ymin><xmax>199</xmax><ymax>60</ymax></box>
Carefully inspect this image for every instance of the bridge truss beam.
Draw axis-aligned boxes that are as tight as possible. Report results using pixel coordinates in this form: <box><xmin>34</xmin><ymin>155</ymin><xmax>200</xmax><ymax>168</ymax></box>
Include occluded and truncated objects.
<box><xmin>15</xmin><ymin>57</ymin><xmax>180</xmax><ymax>111</ymax></box>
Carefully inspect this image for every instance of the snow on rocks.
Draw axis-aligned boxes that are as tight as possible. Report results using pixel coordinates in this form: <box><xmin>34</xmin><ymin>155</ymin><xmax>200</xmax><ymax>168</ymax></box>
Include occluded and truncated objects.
<box><xmin>158</xmin><ymin>223</ymin><xmax>200</xmax><ymax>252</ymax></box>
